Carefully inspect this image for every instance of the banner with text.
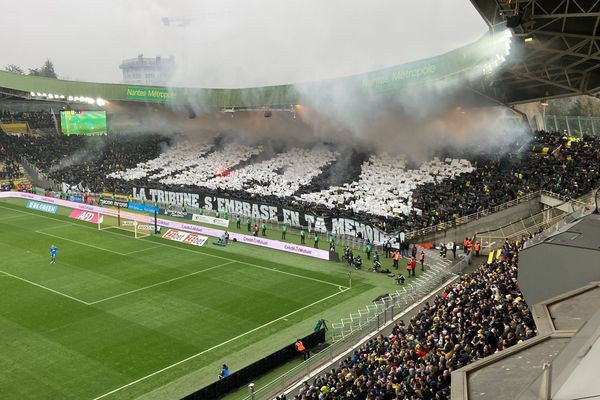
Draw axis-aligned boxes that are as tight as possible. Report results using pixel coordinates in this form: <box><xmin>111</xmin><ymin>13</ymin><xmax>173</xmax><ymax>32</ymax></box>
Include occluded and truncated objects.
<box><xmin>191</xmin><ymin>213</ymin><xmax>230</xmax><ymax>228</ymax></box>
<box><xmin>26</xmin><ymin>200</ymin><xmax>57</xmax><ymax>214</ymax></box>
<box><xmin>162</xmin><ymin>229</ymin><xmax>208</xmax><ymax>247</ymax></box>
<box><xmin>132</xmin><ymin>186</ymin><xmax>391</xmax><ymax>244</ymax></box>
<box><xmin>69</xmin><ymin>209</ymin><xmax>102</xmax><ymax>223</ymax></box>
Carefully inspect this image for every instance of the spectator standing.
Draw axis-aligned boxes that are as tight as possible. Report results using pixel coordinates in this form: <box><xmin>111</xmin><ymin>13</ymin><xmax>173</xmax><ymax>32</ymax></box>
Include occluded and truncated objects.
<box><xmin>419</xmin><ymin>250</ymin><xmax>425</xmax><ymax>270</ymax></box>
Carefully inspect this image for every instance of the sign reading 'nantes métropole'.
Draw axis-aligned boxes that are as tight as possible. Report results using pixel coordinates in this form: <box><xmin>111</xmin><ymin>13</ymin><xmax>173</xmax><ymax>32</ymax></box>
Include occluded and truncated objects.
<box><xmin>361</xmin><ymin>61</ymin><xmax>439</xmax><ymax>92</ymax></box>
<box><xmin>125</xmin><ymin>87</ymin><xmax>175</xmax><ymax>102</ymax></box>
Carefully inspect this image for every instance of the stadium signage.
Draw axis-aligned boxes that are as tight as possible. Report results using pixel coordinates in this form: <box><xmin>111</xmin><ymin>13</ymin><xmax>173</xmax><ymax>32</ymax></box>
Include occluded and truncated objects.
<box><xmin>68</xmin><ymin>209</ymin><xmax>102</xmax><ymax>223</ymax></box>
<box><xmin>127</xmin><ymin>202</ymin><xmax>159</xmax><ymax>213</ymax></box>
<box><xmin>26</xmin><ymin>201</ymin><xmax>57</xmax><ymax>214</ymax></box>
<box><xmin>132</xmin><ymin>186</ymin><xmax>392</xmax><ymax>244</ymax></box>
<box><xmin>125</xmin><ymin>87</ymin><xmax>176</xmax><ymax>102</ymax></box>
<box><xmin>191</xmin><ymin>213</ymin><xmax>230</xmax><ymax>228</ymax></box>
<box><xmin>362</xmin><ymin>61</ymin><xmax>439</xmax><ymax>92</ymax></box>
<box><xmin>159</xmin><ymin>209</ymin><xmax>192</xmax><ymax>219</ymax></box>
<box><xmin>162</xmin><ymin>229</ymin><xmax>208</xmax><ymax>246</ymax></box>
<box><xmin>99</xmin><ymin>198</ymin><xmax>129</xmax><ymax>208</ymax></box>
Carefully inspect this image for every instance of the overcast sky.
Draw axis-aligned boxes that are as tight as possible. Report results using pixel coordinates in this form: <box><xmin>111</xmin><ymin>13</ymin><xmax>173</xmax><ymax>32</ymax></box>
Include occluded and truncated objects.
<box><xmin>1</xmin><ymin>0</ymin><xmax>488</xmax><ymax>88</ymax></box>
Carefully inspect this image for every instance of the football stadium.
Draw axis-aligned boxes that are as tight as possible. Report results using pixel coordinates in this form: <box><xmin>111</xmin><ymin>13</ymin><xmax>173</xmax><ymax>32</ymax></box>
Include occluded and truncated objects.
<box><xmin>1</xmin><ymin>1</ymin><xmax>600</xmax><ymax>399</ymax></box>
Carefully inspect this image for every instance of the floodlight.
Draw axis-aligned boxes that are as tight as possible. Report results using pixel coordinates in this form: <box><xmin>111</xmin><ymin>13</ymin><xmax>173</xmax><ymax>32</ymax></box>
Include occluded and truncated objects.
<box><xmin>74</xmin><ymin>96</ymin><xmax>80</xmax><ymax>102</ymax></box>
<box><xmin>96</xmin><ymin>98</ymin><xmax>106</xmax><ymax>106</ymax></box>
<box><xmin>48</xmin><ymin>94</ymin><xmax>54</xmax><ymax>99</ymax></box>
<box><xmin>67</xmin><ymin>96</ymin><xmax>73</xmax><ymax>101</ymax></box>
<box><xmin>30</xmin><ymin>92</ymin><xmax>36</xmax><ymax>97</ymax></box>
<box><xmin>42</xmin><ymin>93</ymin><xmax>47</xmax><ymax>97</ymax></box>
<box><xmin>524</xmin><ymin>36</ymin><xmax>533</xmax><ymax>43</ymax></box>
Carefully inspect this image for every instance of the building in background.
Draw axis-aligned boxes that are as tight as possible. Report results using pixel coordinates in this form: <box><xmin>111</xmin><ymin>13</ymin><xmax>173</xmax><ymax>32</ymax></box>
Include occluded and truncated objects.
<box><xmin>119</xmin><ymin>55</ymin><xmax>175</xmax><ymax>86</ymax></box>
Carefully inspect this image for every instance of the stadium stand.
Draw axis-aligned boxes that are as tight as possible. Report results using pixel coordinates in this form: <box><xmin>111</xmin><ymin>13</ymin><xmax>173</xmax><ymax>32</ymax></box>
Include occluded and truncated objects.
<box><xmin>0</xmin><ymin>131</ymin><xmax>170</xmax><ymax>193</ymax></box>
<box><xmin>283</xmin><ymin>243</ymin><xmax>535</xmax><ymax>400</ymax></box>
<box><xmin>299</xmin><ymin>154</ymin><xmax>473</xmax><ymax>218</ymax></box>
<box><xmin>0</xmin><ymin>110</ymin><xmax>55</xmax><ymax>129</ymax></box>
<box><xmin>0</xmin><ymin>125</ymin><xmax>599</xmax><ymax>236</ymax></box>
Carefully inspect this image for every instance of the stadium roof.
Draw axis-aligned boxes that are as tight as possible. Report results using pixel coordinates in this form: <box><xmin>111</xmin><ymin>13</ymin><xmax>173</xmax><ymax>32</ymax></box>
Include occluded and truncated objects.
<box><xmin>0</xmin><ymin>30</ymin><xmax>512</xmax><ymax>109</ymax></box>
<box><xmin>2</xmin><ymin>1</ymin><xmax>599</xmax><ymax>108</ymax></box>
<box><xmin>470</xmin><ymin>0</ymin><xmax>600</xmax><ymax>103</ymax></box>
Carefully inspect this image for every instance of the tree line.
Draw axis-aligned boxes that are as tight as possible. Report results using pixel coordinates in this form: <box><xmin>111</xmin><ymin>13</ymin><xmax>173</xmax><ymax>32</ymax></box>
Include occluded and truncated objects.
<box><xmin>3</xmin><ymin>59</ymin><xmax>58</xmax><ymax>79</ymax></box>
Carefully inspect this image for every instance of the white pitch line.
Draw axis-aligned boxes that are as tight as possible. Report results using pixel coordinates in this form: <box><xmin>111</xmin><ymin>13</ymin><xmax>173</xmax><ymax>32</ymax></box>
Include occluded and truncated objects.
<box><xmin>0</xmin><ymin>214</ymin><xmax>28</xmax><ymax>221</ymax></box>
<box><xmin>91</xmin><ymin>286</ymin><xmax>350</xmax><ymax>400</ymax></box>
<box><xmin>138</xmin><ymin>238</ymin><xmax>348</xmax><ymax>290</ymax></box>
<box><xmin>88</xmin><ymin>261</ymin><xmax>235</xmax><ymax>305</ymax></box>
<box><xmin>121</xmin><ymin>246</ymin><xmax>161</xmax><ymax>256</ymax></box>
<box><xmin>0</xmin><ymin>270</ymin><xmax>90</xmax><ymax>305</ymax></box>
<box><xmin>35</xmin><ymin>230</ymin><xmax>130</xmax><ymax>256</ymax></box>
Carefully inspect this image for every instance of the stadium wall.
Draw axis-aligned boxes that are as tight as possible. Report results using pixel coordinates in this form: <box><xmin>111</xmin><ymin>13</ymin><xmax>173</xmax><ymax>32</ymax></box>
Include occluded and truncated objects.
<box><xmin>417</xmin><ymin>195</ymin><xmax>543</xmax><ymax>245</ymax></box>
<box><xmin>182</xmin><ymin>329</ymin><xmax>326</xmax><ymax>399</ymax></box>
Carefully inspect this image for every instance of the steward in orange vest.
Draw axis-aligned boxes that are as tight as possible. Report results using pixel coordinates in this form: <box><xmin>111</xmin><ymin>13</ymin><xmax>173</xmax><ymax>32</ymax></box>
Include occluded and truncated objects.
<box><xmin>407</xmin><ymin>257</ymin><xmax>416</xmax><ymax>277</ymax></box>
<box><xmin>295</xmin><ymin>339</ymin><xmax>310</xmax><ymax>360</ymax></box>
<box><xmin>392</xmin><ymin>250</ymin><xmax>400</xmax><ymax>269</ymax></box>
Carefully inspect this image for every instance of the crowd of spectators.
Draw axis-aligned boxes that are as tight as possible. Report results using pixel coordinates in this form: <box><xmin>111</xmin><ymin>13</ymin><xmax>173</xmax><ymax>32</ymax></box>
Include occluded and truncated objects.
<box><xmin>0</xmin><ymin>128</ymin><xmax>598</xmax><ymax>236</ymax></box>
<box><xmin>0</xmin><ymin>131</ymin><xmax>169</xmax><ymax>192</ymax></box>
<box><xmin>290</xmin><ymin>243</ymin><xmax>535</xmax><ymax>400</ymax></box>
<box><xmin>114</xmin><ymin>130</ymin><xmax>599</xmax><ymax>234</ymax></box>
<box><xmin>0</xmin><ymin>147</ymin><xmax>22</xmax><ymax>181</ymax></box>
<box><xmin>0</xmin><ymin>110</ymin><xmax>55</xmax><ymax>129</ymax></box>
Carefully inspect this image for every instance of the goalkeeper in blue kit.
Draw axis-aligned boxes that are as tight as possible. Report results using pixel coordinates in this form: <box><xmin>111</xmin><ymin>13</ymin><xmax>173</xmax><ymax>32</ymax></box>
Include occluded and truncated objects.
<box><xmin>50</xmin><ymin>245</ymin><xmax>58</xmax><ymax>264</ymax></box>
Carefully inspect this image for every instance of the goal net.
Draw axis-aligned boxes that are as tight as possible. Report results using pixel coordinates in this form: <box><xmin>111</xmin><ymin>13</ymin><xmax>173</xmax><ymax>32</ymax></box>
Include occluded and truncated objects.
<box><xmin>97</xmin><ymin>214</ymin><xmax>153</xmax><ymax>239</ymax></box>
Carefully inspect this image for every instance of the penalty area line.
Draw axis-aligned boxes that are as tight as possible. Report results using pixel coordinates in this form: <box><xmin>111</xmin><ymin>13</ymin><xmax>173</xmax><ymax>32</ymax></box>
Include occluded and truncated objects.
<box><xmin>87</xmin><ymin>261</ymin><xmax>235</xmax><ymax>305</ymax></box>
<box><xmin>35</xmin><ymin>230</ymin><xmax>130</xmax><ymax>256</ymax></box>
<box><xmin>91</xmin><ymin>286</ymin><xmax>350</xmax><ymax>400</ymax></box>
<box><xmin>0</xmin><ymin>270</ymin><xmax>90</xmax><ymax>305</ymax></box>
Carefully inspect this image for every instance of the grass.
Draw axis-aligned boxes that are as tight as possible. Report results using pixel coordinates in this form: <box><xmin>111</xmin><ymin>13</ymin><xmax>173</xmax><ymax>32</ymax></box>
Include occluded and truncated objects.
<box><xmin>0</xmin><ymin>198</ymin><xmax>415</xmax><ymax>400</ymax></box>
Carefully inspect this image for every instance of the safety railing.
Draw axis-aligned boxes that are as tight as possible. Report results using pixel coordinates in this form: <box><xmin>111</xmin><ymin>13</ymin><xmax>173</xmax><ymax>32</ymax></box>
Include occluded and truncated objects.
<box><xmin>403</xmin><ymin>191</ymin><xmax>543</xmax><ymax>239</ymax></box>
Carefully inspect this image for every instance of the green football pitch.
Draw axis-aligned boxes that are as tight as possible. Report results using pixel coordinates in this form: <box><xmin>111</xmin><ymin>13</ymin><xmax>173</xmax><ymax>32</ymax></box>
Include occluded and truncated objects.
<box><xmin>0</xmin><ymin>199</ymin><xmax>385</xmax><ymax>400</ymax></box>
